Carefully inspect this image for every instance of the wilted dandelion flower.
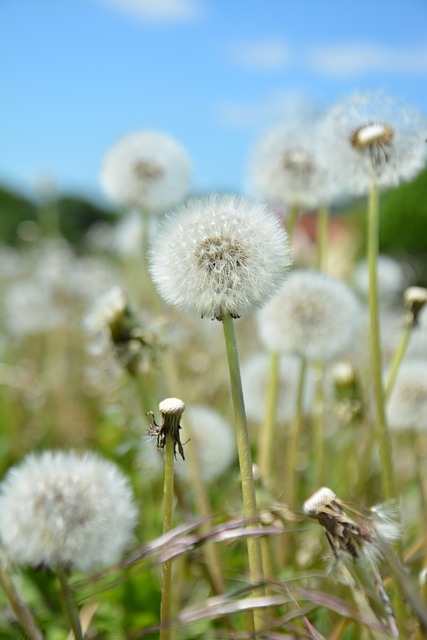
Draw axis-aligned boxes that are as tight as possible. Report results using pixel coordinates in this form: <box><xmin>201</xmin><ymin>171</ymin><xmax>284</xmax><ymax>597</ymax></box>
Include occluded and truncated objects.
<box><xmin>241</xmin><ymin>352</ymin><xmax>316</xmax><ymax>423</ymax></box>
<box><xmin>257</xmin><ymin>269</ymin><xmax>361</xmax><ymax>362</ymax></box>
<box><xmin>142</xmin><ymin>405</ymin><xmax>237</xmax><ymax>483</ymax></box>
<box><xmin>250</xmin><ymin>120</ymin><xmax>339</xmax><ymax>208</ymax></box>
<box><xmin>386</xmin><ymin>360</ymin><xmax>427</xmax><ymax>431</ymax></box>
<box><xmin>320</xmin><ymin>90</ymin><xmax>427</xmax><ymax>195</ymax></box>
<box><xmin>100</xmin><ymin>131</ymin><xmax>191</xmax><ymax>212</ymax></box>
<box><xmin>149</xmin><ymin>194</ymin><xmax>292</xmax><ymax>320</ymax></box>
<box><xmin>0</xmin><ymin>451</ymin><xmax>137</xmax><ymax>571</ymax></box>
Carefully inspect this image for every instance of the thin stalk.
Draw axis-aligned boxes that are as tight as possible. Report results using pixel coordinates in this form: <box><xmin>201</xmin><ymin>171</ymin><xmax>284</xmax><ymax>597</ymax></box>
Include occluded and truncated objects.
<box><xmin>56</xmin><ymin>564</ymin><xmax>83</xmax><ymax>640</ymax></box>
<box><xmin>367</xmin><ymin>181</ymin><xmax>396</xmax><ymax>501</ymax></box>
<box><xmin>160</xmin><ymin>433</ymin><xmax>175</xmax><ymax>640</ymax></box>
<box><xmin>316</xmin><ymin>206</ymin><xmax>329</xmax><ymax>272</ymax></box>
<box><xmin>286</xmin><ymin>204</ymin><xmax>300</xmax><ymax>239</ymax></box>
<box><xmin>0</xmin><ymin>563</ymin><xmax>44</xmax><ymax>640</ymax></box>
<box><xmin>312</xmin><ymin>363</ymin><xmax>326</xmax><ymax>486</ymax></box>
<box><xmin>284</xmin><ymin>357</ymin><xmax>307</xmax><ymax>505</ymax></box>
<box><xmin>222</xmin><ymin>313</ymin><xmax>265</xmax><ymax>633</ymax></box>
<box><xmin>258</xmin><ymin>350</ymin><xmax>279</xmax><ymax>484</ymax></box>
<box><xmin>384</xmin><ymin>319</ymin><xmax>412</xmax><ymax>400</ymax></box>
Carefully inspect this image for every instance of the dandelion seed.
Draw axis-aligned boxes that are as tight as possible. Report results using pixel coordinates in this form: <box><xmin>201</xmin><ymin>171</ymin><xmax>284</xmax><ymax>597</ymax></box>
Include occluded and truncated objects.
<box><xmin>320</xmin><ymin>90</ymin><xmax>427</xmax><ymax>195</ymax></box>
<box><xmin>149</xmin><ymin>194</ymin><xmax>292</xmax><ymax>320</ymax></box>
<box><xmin>386</xmin><ymin>360</ymin><xmax>427</xmax><ymax>431</ymax></box>
<box><xmin>100</xmin><ymin>131</ymin><xmax>191</xmax><ymax>212</ymax></box>
<box><xmin>257</xmin><ymin>269</ymin><xmax>361</xmax><ymax>362</ymax></box>
<box><xmin>0</xmin><ymin>451</ymin><xmax>137</xmax><ymax>571</ymax></box>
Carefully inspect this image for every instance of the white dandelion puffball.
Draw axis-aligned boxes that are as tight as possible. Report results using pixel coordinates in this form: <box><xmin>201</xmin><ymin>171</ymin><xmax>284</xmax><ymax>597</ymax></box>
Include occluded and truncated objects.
<box><xmin>149</xmin><ymin>194</ymin><xmax>292</xmax><ymax>320</ymax></box>
<box><xmin>250</xmin><ymin>120</ymin><xmax>339</xmax><ymax>208</ymax></box>
<box><xmin>257</xmin><ymin>269</ymin><xmax>361</xmax><ymax>362</ymax></box>
<box><xmin>100</xmin><ymin>131</ymin><xmax>191</xmax><ymax>212</ymax></box>
<box><xmin>241</xmin><ymin>352</ymin><xmax>316</xmax><ymax>423</ymax></box>
<box><xmin>320</xmin><ymin>90</ymin><xmax>427</xmax><ymax>195</ymax></box>
<box><xmin>0</xmin><ymin>451</ymin><xmax>137</xmax><ymax>571</ymax></box>
<box><xmin>352</xmin><ymin>255</ymin><xmax>407</xmax><ymax>306</ymax></box>
<box><xmin>386</xmin><ymin>360</ymin><xmax>427</xmax><ymax>431</ymax></box>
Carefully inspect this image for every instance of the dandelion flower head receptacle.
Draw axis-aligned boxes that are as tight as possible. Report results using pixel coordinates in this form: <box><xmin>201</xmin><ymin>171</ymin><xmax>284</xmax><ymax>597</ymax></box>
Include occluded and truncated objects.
<box><xmin>149</xmin><ymin>194</ymin><xmax>292</xmax><ymax>320</ymax></box>
<box><xmin>257</xmin><ymin>269</ymin><xmax>361</xmax><ymax>362</ymax></box>
<box><xmin>100</xmin><ymin>130</ymin><xmax>191</xmax><ymax>213</ymax></box>
<box><xmin>0</xmin><ymin>450</ymin><xmax>138</xmax><ymax>571</ymax></box>
<box><xmin>320</xmin><ymin>90</ymin><xmax>427</xmax><ymax>195</ymax></box>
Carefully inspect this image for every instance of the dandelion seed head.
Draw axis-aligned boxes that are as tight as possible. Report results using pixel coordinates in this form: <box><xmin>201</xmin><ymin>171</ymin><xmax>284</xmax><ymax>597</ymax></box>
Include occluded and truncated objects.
<box><xmin>386</xmin><ymin>360</ymin><xmax>427</xmax><ymax>431</ymax></box>
<box><xmin>100</xmin><ymin>131</ymin><xmax>191</xmax><ymax>212</ymax></box>
<box><xmin>353</xmin><ymin>255</ymin><xmax>407</xmax><ymax>306</ymax></box>
<box><xmin>241</xmin><ymin>352</ymin><xmax>316</xmax><ymax>423</ymax></box>
<box><xmin>257</xmin><ymin>270</ymin><xmax>361</xmax><ymax>361</ymax></box>
<box><xmin>303</xmin><ymin>487</ymin><xmax>337</xmax><ymax>517</ymax></box>
<box><xmin>0</xmin><ymin>451</ymin><xmax>137</xmax><ymax>571</ymax></box>
<box><xmin>250</xmin><ymin>120</ymin><xmax>339</xmax><ymax>208</ymax></box>
<box><xmin>320</xmin><ymin>90</ymin><xmax>427</xmax><ymax>195</ymax></box>
<box><xmin>149</xmin><ymin>194</ymin><xmax>292</xmax><ymax>320</ymax></box>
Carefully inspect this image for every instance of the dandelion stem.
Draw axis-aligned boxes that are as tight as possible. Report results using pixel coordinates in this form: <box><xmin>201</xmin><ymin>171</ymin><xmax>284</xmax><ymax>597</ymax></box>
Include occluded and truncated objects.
<box><xmin>384</xmin><ymin>318</ymin><xmax>412</xmax><ymax>400</ymax></box>
<box><xmin>312</xmin><ymin>363</ymin><xmax>326</xmax><ymax>485</ymax></box>
<box><xmin>0</xmin><ymin>563</ymin><xmax>44</xmax><ymax>640</ymax></box>
<box><xmin>286</xmin><ymin>204</ymin><xmax>300</xmax><ymax>239</ymax></box>
<box><xmin>258</xmin><ymin>350</ymin><xmax>279</xmax><ymax>484</ymax></box>
<box><xmin>56</xmin><ymin>564</ymin><xmax>83</xmax><ymax>640</ymax></box>
<box><xmin>316</xmin><ymin>205</ymin><xmax>329</xmax><ymax>272</ymax></box>
<box><xmin>160</xmin><ymin>432</ymin><xmax>175</xmax><ymax>640</ymax></box>
<box><xmin>222</xmin><ymin>313</ymin><xmax>265</xmax><ymax>632</ymax></box>
<box><xmin>367</xmin><ymin>181</ymin><xmax>396</xmax><ymax>501</ymax></box>
<box><xmin>284</xmin><ymin>357</ymin><xmax>307</xmax><ymax>505</ymax></box>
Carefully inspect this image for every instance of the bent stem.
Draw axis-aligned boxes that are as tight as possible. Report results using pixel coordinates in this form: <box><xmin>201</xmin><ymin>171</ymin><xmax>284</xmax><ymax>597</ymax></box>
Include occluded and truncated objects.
<box><xmin>222</xmin><ymin>313</ymin><xmax>265</xmax><ymax>633</ymax></box>
<box><xmin>56</xmin><ymin>564</ymin><xmax>83</xmax><ymax>640</ymax></box>
<box><xmin>0</xmin><ymin>562</ymin><xmax>44</xmax><ymax>640</ymax></box>
<box><xmin>367</xmin><ymin>181</ymin><xmax>396</xmax><ymax>502</ymax></box>
<box><xmin>258</xmin><ymin>350</ymin><xmax>279</xmax><ymax>485</ymax></box>
<box><xmin>160</xmin><ymin>433</ymin><xmax>175</xmax><ymax>640</ymax></box>
<box><xmin>385</xmin><ymin>318</ymin><xmax>412</xmax><ymax>400</ymax></box>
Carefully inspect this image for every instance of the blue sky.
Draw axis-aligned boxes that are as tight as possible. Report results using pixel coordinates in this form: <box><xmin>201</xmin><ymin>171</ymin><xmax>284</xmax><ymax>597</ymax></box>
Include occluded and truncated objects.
<box><xmin>2</xmin><ymin>0</ymin><xmax>427</xmax><ymax>204</ymax></box>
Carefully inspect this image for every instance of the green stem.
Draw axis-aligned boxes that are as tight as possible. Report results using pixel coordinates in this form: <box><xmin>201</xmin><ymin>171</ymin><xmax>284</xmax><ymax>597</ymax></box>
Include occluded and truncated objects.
<box><xmin>367</xmin><ymin>181</ymin><xmax>396</xmax><ymax>501</ymax></box>
<box><xmin>258</xmin><ymin>351</ymin><xmax>279</xmax><ymax>484</ymax></box>
<box><xmin>286</xmin><ymin>204</ymin><xmax>300</xmax><ymax>240</ymax></box>
<box><xmin>222</xmin><ymin>313</ymin><xmax>265</xmax><ymax>633</ymax></box>
<box><xmin>56</xmin><ymin>564</ymin><xmax>83</xmax><ymax>640</ymax></box>
<box><xmin>160</xmin><ymin>433</ymin><xmax>175</xmax><ymax>640</ymax></box>
<box><xmin>0</xmin><ymin>563</ymin><xmax>44</xmax><ymax>640</ymax></box>
<box><xmin>316</xmin><ymin>206</ymin><xmax>329</xmax><ymax>272</ymax></box>
<box><xmin>312</xmin><ymin>363</ymin><xmax>326</xmax><ymax>486</ymax></box>
<box><xmin>284</xmin><ymin>357</ymin><xmax>307</xmax><ymax>505</ymax></box>
<box><xmin>384</xmin><ymin>319</ymin><xmax>412</xmax><ymax>400</ymax></box>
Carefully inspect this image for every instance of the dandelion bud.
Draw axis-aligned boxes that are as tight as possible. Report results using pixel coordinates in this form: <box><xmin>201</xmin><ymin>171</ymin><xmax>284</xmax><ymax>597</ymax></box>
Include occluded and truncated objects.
<box><xmin>404</xmin><ymin>286</ymin><xmax>427</xmax><ymax>325</ymax></box>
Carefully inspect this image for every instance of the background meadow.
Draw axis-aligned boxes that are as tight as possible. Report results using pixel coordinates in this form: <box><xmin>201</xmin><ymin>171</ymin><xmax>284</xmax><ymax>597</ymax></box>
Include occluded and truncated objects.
<box><xmin>1</xmin><ymin>1</ymin><xmax>427</xmax><ymax>638</ymax></box>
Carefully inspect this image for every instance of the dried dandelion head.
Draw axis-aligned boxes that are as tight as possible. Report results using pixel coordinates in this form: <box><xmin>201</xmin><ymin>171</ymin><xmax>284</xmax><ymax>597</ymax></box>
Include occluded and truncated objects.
<box><xmin>149</xmin><ymin>194</ymin><xmax>292</xmax><ymax>321</ymax></box>
<box><xmin>0</xmin><ymin>451</ymin><xmax>137</xmax><ymax>571</ymax></box>
<box><xmin>320</xmin><ymin>90</ymin><xmax>427</xmax><ymax>195</ymax></box>
<box><xmin>100</xmin><ymin>131</ymin><xmax>191</xmax><ymax>212</ymax></box>
<box><xmin>147</xmin><ymin>397</ymin><xmax>186</xmax><ymax>460</ymax></box>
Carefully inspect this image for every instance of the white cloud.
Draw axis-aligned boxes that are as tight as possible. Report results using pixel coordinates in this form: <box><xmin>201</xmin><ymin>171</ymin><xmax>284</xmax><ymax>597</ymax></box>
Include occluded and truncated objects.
<box><xmin>307</xmin><ymin>43</ymin><xmax>427</xmax><ymax>76</ymax></box>
<box><xmin>216</xmin><ymin>90</ymin><xmax>319</xmax><ymax>129</ymax></box>
<box><xmin>228</xmin><ymin>39</ymin><xmax>291</xmax><ymax>71</ymax></box>
<box><xmin>101</xmin><ymin>0</ymin><xmax>204</xmax><ymax>23</ymax></box>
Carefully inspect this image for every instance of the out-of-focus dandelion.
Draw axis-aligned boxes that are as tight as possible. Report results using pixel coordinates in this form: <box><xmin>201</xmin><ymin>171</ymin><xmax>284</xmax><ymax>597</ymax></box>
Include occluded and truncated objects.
<box><xmin>249</xmin><ymin>119</ymin><xmax>339</xmax><ymax>210</ymax></box>
<box><xmin>149</xmin><ymin>193</ymin><xmax>291</xmax><ymax>321</ymax></box>
<box><xmin>386</xmin><ymin>360</ymin><xmax>427</xmax><ymax>431</ymax></box>
<box><xmin>257</xmin><ymin>269</ymin><xmax>361</xmax><ymax>363</ymax></box>
<box><xmin>100</xmin><ymin>131</ymin><xmax>191</xmax><ymax>214</ymax></box>
<box><xmin>352</xmin><ymin>255</ymin><xmax>408</xmax><ymax>307</ymax></box>
<box><xmin>320</xmin><ymin>90</ymin><xmax>427</xmax><ymax>196</ymax></box>
<box><xmin>0</xmin><ymin>450</ymin><xmax>137</xmax><ymax>571</ymax></box>
<box><xmin>241</xmin><ymin>352</ymin><xmax>316</xmax><ymax>424</ymax></box>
